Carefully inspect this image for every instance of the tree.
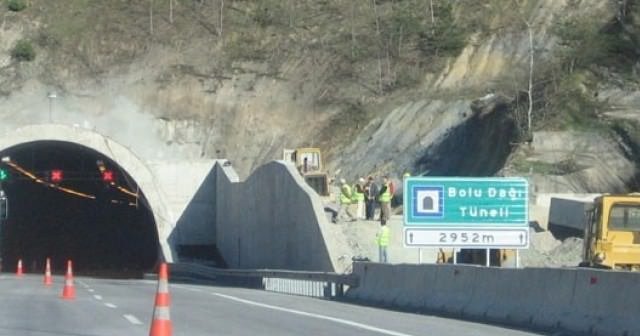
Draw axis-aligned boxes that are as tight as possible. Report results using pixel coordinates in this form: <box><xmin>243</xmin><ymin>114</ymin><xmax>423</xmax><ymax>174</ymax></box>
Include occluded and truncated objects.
<box><xmin>372</xmin><ymin>0</ymin><xmax>383</xmax><ymax>95</ymax></box>
<box><xmin>520</xmin><ymin>10</ymin><xmax>534</xmax><ymax>133</ymax></box>
<box><xmin>418</xmin><ymin>1</ymin><xmax>465</xmax><ymax>58</ymax></box>
<box><xmin>219</xmin><ymin>0</ymin><xmax>224</xmax><ymax>37</ymax></box>
<box><xmin>427</xmin><ymin>0</ymin><xmax>435</xmax><ymax>33</ymax></box>
<box><xmin>169</xmin><ymin>0</ymin><xmax>174</xmax><ymax>24</ymax></box>
<box><xmin>149</xmin><ymin>0</ymin><xmax>154</xmax><ymax>35</ymax></box>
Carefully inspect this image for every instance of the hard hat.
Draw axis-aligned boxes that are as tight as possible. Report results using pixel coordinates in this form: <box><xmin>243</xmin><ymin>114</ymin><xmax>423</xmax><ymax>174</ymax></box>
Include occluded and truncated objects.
<box><xmin>359</xmin><ymin>177</ymin><xmax>365</xmax><ymax>183</ymax></box>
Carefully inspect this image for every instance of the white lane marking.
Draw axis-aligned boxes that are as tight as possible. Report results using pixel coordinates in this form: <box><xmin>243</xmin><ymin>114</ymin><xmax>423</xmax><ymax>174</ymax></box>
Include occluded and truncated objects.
<box><xmin>77</xmin><ymin>280</ymin><xmax>89</xmax><ymax>288</ymax></box>
<box><xmin>123</xmin><ymin>314</ymin><xmax>143</xmax><ymax>325</ymax></box>
<box><xmin>93</xmin><ymin>295</ymin><xmax>103</xmax><ymax>301</ymax></box>
<box><xmin>88</xmin><ymin>289</ymin><xmax>95</xmax><ymax>293</ymax></box>
<box><xmin>212</xmin><ymin>292</ymin><xmax>416</xmax><ymax>336</ymax></box>
<box><xmin>104</xmin><ymin>303</ymin><xmax>117</xmax><ymax>309</ymax></box>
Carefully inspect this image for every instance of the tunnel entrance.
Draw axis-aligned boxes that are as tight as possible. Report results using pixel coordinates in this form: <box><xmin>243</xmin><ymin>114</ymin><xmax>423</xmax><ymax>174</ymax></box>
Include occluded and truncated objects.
<box><xmin>0</xmin><ymin>141</ymin><xmax>158</xmax><ymax>277</ymax></box>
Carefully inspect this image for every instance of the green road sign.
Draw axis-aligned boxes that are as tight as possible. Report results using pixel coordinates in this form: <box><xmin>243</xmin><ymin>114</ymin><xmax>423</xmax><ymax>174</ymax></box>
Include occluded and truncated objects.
<box><xmin>403</xmin><ymin>177</ymin><xmax>528</xmax><ymax>227</ymax></box>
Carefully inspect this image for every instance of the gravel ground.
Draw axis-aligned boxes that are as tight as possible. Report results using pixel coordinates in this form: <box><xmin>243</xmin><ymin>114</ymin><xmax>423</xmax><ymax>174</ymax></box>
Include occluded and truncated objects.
<box><xmin>335</xmin><ymin>210</ymin><xmax>584</xmax><ymax>267</ymax></box>
<box><xmin>520</xmin><ymin>229</ymin><xmax>583</xmax><ymax>267</ymax></box>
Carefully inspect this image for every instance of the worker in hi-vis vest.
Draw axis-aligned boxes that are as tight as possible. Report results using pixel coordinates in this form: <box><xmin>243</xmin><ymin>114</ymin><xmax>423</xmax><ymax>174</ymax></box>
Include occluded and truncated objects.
<box><xmin>352</xmin><ymin>177</ymin><xmax>366</xmax><ymax>220</ymax></box>
<box><xmin>337</xmin><ymin>178</ymin><xmax>355</xmax><ymax>222</ymax></box>
<box><xmin>376</xmin><ymin>221</ymin><xmax>390</xmax><ymax>263</ymax></box>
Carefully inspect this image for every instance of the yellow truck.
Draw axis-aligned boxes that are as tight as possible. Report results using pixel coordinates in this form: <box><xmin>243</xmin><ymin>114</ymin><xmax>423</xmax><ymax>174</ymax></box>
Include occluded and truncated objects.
<box><xmin>581</xmin><ymin>194</ymin><xmax>640</xmax><ymax>270</ymax></box>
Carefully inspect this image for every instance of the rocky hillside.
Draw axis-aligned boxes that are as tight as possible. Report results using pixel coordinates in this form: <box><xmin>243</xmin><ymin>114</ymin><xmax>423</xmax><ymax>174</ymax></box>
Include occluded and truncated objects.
<box><xmin>0</xmin><ymin>0</ymin><xmax>639</xmax><ymax>192</ymax></box>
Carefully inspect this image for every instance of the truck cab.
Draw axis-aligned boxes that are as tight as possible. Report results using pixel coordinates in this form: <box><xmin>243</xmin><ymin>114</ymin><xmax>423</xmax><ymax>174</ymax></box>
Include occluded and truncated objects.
<box><xmin>583</xmin><ymin>194</ymin><xmax>640</xmax><ymax>270</ymax></box>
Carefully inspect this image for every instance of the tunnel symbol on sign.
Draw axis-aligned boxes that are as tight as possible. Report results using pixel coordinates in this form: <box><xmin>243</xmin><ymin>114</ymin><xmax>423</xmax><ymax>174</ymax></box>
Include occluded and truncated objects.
<box><xmin>423</xmin><ymin>196</ymin><xmax>434</xmax><ymax>210</ymax></box>
<box><xmin>414</xmin><ymin>186</ymin><xmax>444</xmax><ymax>217</ymax></box>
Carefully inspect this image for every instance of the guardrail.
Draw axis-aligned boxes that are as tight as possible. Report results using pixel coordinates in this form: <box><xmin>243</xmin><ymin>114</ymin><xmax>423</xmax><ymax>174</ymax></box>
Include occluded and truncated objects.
<box><xmin>167</xmin><ymin>262</ymin><xmax>359</xmax><ymax>299</ymax></box>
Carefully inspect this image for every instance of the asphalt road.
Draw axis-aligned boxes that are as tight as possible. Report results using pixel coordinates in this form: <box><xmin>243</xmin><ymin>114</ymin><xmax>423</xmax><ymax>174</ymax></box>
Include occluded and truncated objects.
<box><xmin>0</xmin><ymin>274</ymin><xmax>549</xmax><ymax>336</ymax></box>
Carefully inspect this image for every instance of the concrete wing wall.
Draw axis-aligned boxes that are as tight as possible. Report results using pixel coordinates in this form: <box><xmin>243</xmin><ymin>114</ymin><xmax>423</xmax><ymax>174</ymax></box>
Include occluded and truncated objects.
<box><xmin>215</xmin><ymin>160</ymin><xmax>352</xmax><ymax>272</ymax></box>
<box><xmin>151</xmin><ymin>161</ymin><xmax>218</xmax><ymax>249</ymax></box>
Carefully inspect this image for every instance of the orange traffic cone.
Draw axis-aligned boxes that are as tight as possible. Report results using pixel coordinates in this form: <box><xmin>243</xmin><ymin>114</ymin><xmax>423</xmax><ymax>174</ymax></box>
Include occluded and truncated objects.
<box><xmin>16</xmin><ymin>259</ymin><xmax>24</xmax><ymax>277</ymax></box>
<box><xmin>43</xmin><ymin>258</ymin><xmax>53</xmax><ymax>286</ymax></box>
<box><xmin>61</xmin><ymin>260</ymin><xmax>75</xmax><ymax>300</ymax></box>
<box><xmin>149</xmin><ymin>263</ymin><xmax>172</xmax><ymax>336</ymax></box>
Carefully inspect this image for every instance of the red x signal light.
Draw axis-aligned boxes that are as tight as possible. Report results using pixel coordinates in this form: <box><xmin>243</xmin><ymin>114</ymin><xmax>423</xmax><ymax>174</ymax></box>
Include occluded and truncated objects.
<box><xmin>51</xmin><ymin>170</ymin><xmax>63</xmax><ymax>183</ymax></box>
<box><xmin>102</xmin><ymin>170</ymin><xmax>114</xmax><ymax>182</ymax></box>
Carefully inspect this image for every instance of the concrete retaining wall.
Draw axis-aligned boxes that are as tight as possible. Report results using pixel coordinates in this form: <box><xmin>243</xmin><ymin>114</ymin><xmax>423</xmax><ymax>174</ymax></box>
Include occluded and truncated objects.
<box><xmin>347</xmin><ymin>263</ymin><xmax>640</xmax><ymax>336</ymax></box>
<box><xmin>214</xmin><ymin>160</ymin><xmax>352</xmax><ymax>272</ymax></box>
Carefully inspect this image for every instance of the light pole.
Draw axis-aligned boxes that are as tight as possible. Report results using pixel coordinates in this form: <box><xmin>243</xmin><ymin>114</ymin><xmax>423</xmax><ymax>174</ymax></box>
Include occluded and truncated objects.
<box><xmin>47</xmin><ymin>92</ymin><xmax>57</xmax><ymax>123</ymax></box>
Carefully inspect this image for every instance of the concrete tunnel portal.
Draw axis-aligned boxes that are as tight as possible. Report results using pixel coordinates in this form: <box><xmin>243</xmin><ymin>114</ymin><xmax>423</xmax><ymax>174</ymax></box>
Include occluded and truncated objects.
<box><xmin>0</xmin><ymin>125</ymin><xmax>172</xmax><ymax>276</ymax></box>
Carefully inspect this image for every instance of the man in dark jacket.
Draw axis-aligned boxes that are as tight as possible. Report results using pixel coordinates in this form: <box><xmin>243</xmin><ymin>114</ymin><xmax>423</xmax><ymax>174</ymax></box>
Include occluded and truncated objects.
<box><xmin>364</xmin><ymin>176</ymin><xmax>379</xmax><ymax>220</ymax></box>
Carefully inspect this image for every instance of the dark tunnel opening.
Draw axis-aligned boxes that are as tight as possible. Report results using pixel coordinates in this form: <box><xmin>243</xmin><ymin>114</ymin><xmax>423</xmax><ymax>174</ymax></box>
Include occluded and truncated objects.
<box><xmin>0</xmin><ymin>141</ymin><xmax>159</xmax><ymax>277</ymax></box>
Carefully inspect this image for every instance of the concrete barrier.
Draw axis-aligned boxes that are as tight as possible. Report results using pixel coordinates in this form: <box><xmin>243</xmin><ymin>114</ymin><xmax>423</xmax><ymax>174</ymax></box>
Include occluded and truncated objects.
<box><xmin>394</xmin><ymin>264</ymin><xmax>432</xmax><ymax>309</ymax></box>
<box><xmin>346</xmin><ymin>263</ymin><xmax>640</xmax><ymax>336</ymax></box>
<box><xmin>565</xmin><ymin>269</ymin><xmax>640</xmax><ymax>336</ymax></box>
<box><xmin>463</xmin><ymin>266</ymin><xmax>505</xmax><ymax>320</ymax></box>
<box><xmin>527</xmin><ymin>268</ymin><xmax>576</xmax><ymax>329</ymax></box>
<box><xmin>425</xmin><ymin>265</ymin><xmax>476</xmax><ymax>316</ymax></box>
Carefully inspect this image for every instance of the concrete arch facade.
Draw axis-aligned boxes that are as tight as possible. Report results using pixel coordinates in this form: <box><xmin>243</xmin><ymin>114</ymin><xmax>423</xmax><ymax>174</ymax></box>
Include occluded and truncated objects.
<box><xmin>0</xmin><ymin>124</ymin><xmax>175</xmax><ymax>262</ymax></box>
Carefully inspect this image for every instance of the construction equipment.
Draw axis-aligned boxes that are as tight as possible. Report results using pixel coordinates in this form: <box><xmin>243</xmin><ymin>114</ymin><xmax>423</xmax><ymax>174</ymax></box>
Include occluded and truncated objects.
<box><xmin>580</xmin><ymin>194</ymin><xmax>640</xmax><ymax>270</ymax></box>
<box><xmin>283</xmin><ymin>148</ymin><xmax>329</xmax><ymax>196</ymax></box>
<box><xmin>437</xmin><ymin>248</ymin><xmax>516</xmax><ymax>267</ymax></box>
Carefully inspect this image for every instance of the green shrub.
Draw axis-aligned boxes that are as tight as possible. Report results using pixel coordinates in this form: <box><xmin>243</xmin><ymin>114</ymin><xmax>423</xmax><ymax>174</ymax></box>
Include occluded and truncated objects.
<box><xmin>11</xmin><ymin>40</ymin><xmax>35</xmax><ymax>61</ymax></box>
<box><xmin>7</xmin><ymin>0</ymin><xmax>26</xmax><ymax>12</ymax></box>
<box><xmin>418</xmin><ymin>2</ymin><xmax>467</xmax><ymax>58</ymax></box>
<box><xmin>512</xmin><ymin>158</ymin><xmax>579</xmax><ymax>175</ymax></box>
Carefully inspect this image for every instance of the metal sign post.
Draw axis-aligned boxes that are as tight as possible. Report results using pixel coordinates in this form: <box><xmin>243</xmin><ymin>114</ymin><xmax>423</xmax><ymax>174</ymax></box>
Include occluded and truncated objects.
<box><xmin>486</xmin><ymin>249</ymin><xmax>490</xmax><ymax>267</ymax></box>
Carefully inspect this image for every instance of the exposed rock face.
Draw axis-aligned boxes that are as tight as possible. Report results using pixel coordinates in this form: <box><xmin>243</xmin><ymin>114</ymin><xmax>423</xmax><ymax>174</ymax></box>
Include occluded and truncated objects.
<box><xmin>506</xmin><ymin>131</ymin><xmax>637</xmax><ymax>193</ymax></box>
<box><xmin>418</xmin><ymin>94</ymin><xmax>517</xmax><ymax>177</ymax></box>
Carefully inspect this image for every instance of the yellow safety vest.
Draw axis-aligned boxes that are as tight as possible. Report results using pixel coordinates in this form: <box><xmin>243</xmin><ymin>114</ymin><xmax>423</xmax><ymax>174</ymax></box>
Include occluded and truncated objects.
<box><xmin>340</xmin><ymin>184</ymin><xmax>352</xmax><ymax>204</ymax></box>
<box><xmin>352</xmin><ymin>184</ymin><xmax>365</xmax><ymax>203</ymax></box>
<box><xmin>376</xmin><ymin>226</ymin><xmax>390</xmax><ymax>246</ymax></box>
<box><xmin>379</xmin><ymin>182</ymin><xmax>391</xmax><ymax>203</ymax></box>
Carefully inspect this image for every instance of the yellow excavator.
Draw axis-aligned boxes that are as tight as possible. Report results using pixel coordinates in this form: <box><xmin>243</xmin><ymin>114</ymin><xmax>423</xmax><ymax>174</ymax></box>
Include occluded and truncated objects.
<box><xmin>283</xmin><ymin>148</ymin><xmax>330</xmax><ymax>196</ymax></box>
